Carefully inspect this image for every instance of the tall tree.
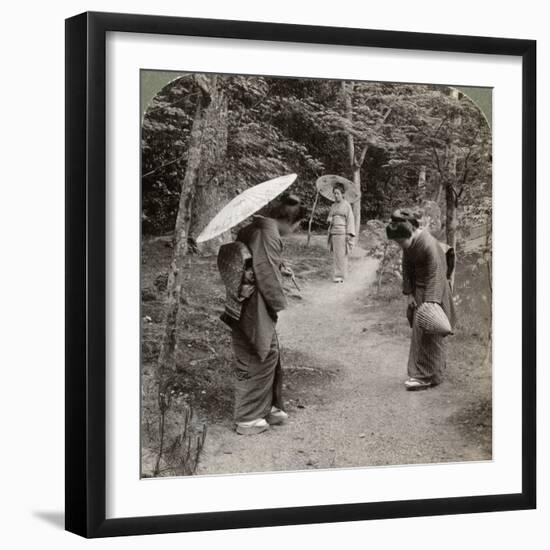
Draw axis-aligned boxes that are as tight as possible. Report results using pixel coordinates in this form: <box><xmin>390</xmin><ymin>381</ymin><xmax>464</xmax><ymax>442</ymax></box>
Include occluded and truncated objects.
<box><xmin>339</xmin><ymin>81</ymin><xmax>396</xmax><ymax>235</ymax></box>
<box><xmin>188</xmin><ymin>79</ymin><xmax>230</xmax><ymax>255</ymax></box>
<box><xmin>444</xmin><ymin>88</ymin><xmax>461</xmax><ymax>260</ymax></box>
<box><xmin>156</xmin><ymin>75</ymin><xmax>220</xmax><ymax>378</ymax></box>
<box><xmin>397</xmin><ymin>86</ymin><xmax>492</xmax><ymax>246</ymax></box>
<box><xmin>342</xmin><ymin>81</ymin><xmax>363</xmax><ymax>235</ymax></box>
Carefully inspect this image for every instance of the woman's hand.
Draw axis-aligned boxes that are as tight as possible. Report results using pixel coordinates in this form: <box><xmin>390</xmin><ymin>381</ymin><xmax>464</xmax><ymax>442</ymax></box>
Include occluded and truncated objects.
<box><xmin>407</xmin><ymin>294</ymin><xmax>417</xmax><ymax>308</ymax></box>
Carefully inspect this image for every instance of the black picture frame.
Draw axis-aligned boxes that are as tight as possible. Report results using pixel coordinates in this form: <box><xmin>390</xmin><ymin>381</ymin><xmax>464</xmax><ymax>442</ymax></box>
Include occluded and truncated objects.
<box><xmin>65</xmin><ymin>11</ymin><xmax>536</xmax><ymax>538</ymax></box>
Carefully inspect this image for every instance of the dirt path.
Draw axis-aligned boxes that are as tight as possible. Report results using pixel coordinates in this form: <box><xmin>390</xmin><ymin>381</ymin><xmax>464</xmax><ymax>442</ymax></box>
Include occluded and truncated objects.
<box><xmin>197</xmin><ymin>244</ymin><xmax>491</xmax><ymax>475</ymax></box>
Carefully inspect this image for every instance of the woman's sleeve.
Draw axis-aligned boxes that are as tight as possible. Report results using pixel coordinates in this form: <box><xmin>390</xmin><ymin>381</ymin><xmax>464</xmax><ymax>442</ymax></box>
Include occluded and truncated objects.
<box><xmin>402</xmin><ymin>252</ymin><xmax>414</xmax><ymax>295</ymax></box>
<box><xmin>346</xmin><ymin>203</ymin><xmax>356</xmax><ymax>236</ymax></box>
<box><xmin>327</xmin><ymin>204</ymin><xmax>334</xmax><ymax>224</ymax></box>
<box><xmin>250</xmin><ymin>229</ymin><xmax>287</xmax><ymax>313</ymax></box>
<box><xmin>422</xmin><ymin>245</ymin><xmax>445</xmax><ymax>303</ymax></box>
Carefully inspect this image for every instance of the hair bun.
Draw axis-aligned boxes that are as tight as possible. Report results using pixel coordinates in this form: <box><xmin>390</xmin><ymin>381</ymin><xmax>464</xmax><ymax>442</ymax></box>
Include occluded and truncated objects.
<box><xmin>391</xmin><ymin>208</ymin><xmax>420</xmax><ymax>227</ymax></box>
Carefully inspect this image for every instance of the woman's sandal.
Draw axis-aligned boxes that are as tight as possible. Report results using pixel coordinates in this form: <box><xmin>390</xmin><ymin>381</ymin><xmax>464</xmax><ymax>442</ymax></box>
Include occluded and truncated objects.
<box><xmin>235</xmin><ymin>418</ymin><xmax>270</xmax><ymax>435</ymax></box>
<box><xmin>266</xmin><ymin>407</ymin><xmax>288</xmax><ymax>425</ymax></box>
<box><xmin>404</xmin><ymin>377</ymin><xmax>432</xmax><ymax>391</ymax></box>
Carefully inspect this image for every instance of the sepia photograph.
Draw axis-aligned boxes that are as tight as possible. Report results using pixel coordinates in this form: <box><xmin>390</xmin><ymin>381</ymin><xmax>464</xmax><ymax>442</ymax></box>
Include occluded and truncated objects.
<box><xmin>139</xmin><ymin>71</ymin><xmax>492</xmax><ymax>478</ymax></box>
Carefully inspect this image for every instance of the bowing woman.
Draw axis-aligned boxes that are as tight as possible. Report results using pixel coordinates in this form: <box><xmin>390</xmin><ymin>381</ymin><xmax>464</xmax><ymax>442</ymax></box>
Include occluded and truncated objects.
<box><xmin>327</xmin><ymin>183</ymin><xmax>355</xmax><ymax>283</ymax></box>
<box><xmin>386</xmin><ymin>209</ymin><xmax>456</xmax><ymax>391</ymax></box>
<box><xmin>230</xmin><ymin>195</ymin><xmax>306</xmax><ymax>435</ymax></box>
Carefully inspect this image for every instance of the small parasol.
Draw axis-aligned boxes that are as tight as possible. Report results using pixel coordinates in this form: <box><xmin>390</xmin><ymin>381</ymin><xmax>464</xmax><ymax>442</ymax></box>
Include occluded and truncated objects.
<box><xmin>196</xmin><ymin>174</ymin><xmax>298</xmax><ymax>243</ymax></box>
<box><xmin>316</xmin><ymin>175</ymin><xmax>359</xmax><ymax>203</ymax></box>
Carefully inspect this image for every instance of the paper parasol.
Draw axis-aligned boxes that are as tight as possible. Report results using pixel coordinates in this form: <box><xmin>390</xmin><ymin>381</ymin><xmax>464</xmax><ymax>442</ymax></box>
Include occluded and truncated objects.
<box><xmin>316</xmin><ymin>175</ymin><xmax>359</xmax><ymax>203</ymax></box>
<box><xmin>196</xmin><ymin>174</ymin><xmax>297</xmax><ymax>243</ymax></box>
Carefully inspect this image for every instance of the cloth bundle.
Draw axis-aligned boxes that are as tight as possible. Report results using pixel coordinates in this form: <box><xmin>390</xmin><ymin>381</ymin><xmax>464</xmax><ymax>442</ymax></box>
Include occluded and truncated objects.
<box><xmin>415</xmin><ymin>302</ymin><xmax>453</xmax><ymax>336</ymax></box>
<box><xmin>217</xmin><ymin>241</ymin><xmax>255</xmax><ymax>323</ymax></box>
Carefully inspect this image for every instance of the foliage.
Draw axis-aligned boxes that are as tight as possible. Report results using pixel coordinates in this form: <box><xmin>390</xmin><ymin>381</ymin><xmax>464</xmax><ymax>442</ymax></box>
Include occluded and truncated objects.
<box><xmin>362</xmin><ymin>220</ymin><xmax>402</xmax><ymax>292</ymax></box>
<box><xmin>142</xmin><ymin>76</ymin><xmax>491</xmax><ymax>239</ymax></box>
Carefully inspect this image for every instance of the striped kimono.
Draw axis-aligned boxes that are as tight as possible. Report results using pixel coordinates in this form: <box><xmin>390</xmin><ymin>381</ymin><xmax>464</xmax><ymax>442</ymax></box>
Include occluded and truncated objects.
<box><xmin>402</xmin><ymin>230</ymin><xmax>456</xmax><ymax>385</ymax></box>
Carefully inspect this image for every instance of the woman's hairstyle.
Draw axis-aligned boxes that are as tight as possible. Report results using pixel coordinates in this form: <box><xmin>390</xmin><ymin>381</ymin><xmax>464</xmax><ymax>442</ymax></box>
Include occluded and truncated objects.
<box><xmin>269</xmin><ymin>194</ymin><xmax>308</xmax><ymax>224</ymax></box>
<box><xmin>386</xmin><ymin>220</ymin><xmax>415</xmax><ymax>240</ymax></box>
<box><xmin>333</xmin><ymin>183</ymin><xmax>346</xmax><ymax>194</ymax></box>
<box><xmin>386</xmin><ymin>208</ymin><xmax>421</xmax><ymax>240</ymax></box>
<box><xmin>390</xmin><ymin>208</ymin><xmax>420</xmax><ymax>228</ymax></box>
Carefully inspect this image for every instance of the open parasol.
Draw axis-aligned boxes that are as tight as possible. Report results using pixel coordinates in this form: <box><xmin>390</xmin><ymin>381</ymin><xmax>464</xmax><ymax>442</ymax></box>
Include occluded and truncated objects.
<box><xmin>316</xmin><ymin>175</ymin><xmax>359</xmax><ymax>203</ymax></box>
<box><xmin>196</xmin><ymin>174</ymin><xmax>297</xmax><ymax>243</ymax></box>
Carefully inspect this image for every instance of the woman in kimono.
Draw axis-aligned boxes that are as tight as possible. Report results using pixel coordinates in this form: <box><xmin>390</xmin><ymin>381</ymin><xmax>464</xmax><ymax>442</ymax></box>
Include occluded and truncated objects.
<box><xmin>386</xmin><ymin>209</ymin><xmax>455</xmax><ymax>391</ymax></box>
<box><xmin>230</xmin><ymin>195</ymin><xmax>306</xmax><ymax>435</ymax></box>
<box><xmin>327</xmin><ymin>184</ymin><xmax>355</xmax><ymax>283</ymax></box>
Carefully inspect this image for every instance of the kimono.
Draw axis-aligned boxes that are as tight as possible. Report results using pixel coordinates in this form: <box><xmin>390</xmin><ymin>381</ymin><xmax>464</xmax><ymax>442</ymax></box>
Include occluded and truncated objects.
<box><xmin>402</xmin><ymin>230</ymin><xmax>456</xmax><ymax>385</ymax></box>
<box><xmin>327</xmin><ymin>200</ymin><xmax>355</xmax><ymax>280</ymax></box>
<box><xmin>231</xmin><ymin>216</ymin><xmax>287</xmax><ymax>423</ymax></box>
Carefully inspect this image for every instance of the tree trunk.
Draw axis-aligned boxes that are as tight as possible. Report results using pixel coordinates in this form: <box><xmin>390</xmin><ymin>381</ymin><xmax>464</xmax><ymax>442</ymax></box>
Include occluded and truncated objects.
<box><xmin>445</xmin><ymin>151</ymin><xmax>458</xmax><ymax>289</ymax></box>
<box><xmin>156</xmin><ymin>78</ymin><xmax>216</xmax><ymax>379</ymax></box>
<box><xmin>433</xmin><ymin>171</ymin><xmax>443</xmax><ymax>203</ymax></box>
<box><xmin>188</xmin><ymin>80</ymin><xmax>231</xmax><ymax>256</ymax></box>
<box><xmin>342</xmin><ymin>81</ymin><xmax>362</xmax><ymax>237</ymax></box>
<box><xmin>445</xmin><ymin>89</ymin><xmax>462</xmax><ymax>289</ymax></box>
<box><xmin>445</xmin><ymin>182</ymin><xmax>458</xmax><ymax>251</ymax></box>
<box><xmin>351</xmin><ymin>168</ymin><xmax>361</xmax><ymax>235</ymax></box>
<box><xmin>418</xmin><ymin>165</ymin><xmax>426</xmax><ymax>195</ymax></box>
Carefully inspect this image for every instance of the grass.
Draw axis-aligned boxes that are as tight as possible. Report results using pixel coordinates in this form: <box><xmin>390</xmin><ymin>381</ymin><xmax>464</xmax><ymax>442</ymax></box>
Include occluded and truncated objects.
<box><xmin>141</xmin><ymin>238</ymin><xmax>232</xmax><ymax>476</ymax></box>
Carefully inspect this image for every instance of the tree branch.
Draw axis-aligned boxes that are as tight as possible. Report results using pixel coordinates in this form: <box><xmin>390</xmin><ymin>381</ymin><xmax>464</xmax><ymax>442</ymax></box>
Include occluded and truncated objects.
<box><xmin>431</xmin><ymin>145</ymin><xmax>444</xmax><ymax>177</ymax></box>
<box><xmin>378</xmin><ymin>106</ymin><xmax>392</xmax><ymax>127</ymax></box>
<box><xmin>447</xmin><ymin>183</ymin><xmax>460</xmax><ymax>204</ymax></box>
<box><xmin>231</xmin><ymin>84</ymin><xmax>271</xmax><ymax>129</ymax></box>
<box><xmin>142</xmin><ymin>153</ymin><xmax>188</xmax><ymax>179</ymax></box>
<box><xmin>357</xmin><ymin>144</ymin><xmax>369</xmax><ymax>169</ymax></box>
<box><xmin>433</xmin><ymin>114</ymin><xmax>450</xmax><ymax>139</ymax></box>
<box><xmin>145</xmin><ymin>90</ymin><xmax>198</xmax><ymax>115</ymax></box>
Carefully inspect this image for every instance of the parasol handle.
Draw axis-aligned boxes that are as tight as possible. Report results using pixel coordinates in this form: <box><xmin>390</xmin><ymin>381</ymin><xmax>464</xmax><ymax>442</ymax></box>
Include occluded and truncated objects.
<box><xmin>291</xmin><ymin>274</ymin><xmax>301</xmax><ymax>292</ymax></box>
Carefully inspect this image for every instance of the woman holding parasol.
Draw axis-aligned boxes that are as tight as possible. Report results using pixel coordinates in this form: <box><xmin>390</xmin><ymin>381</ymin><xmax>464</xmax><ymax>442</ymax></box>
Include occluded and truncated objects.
<box><xmin>316</xmin><ymin>175</ymin><xmax>357</xmax><ymax>283</ymax></box>
<box><xmin>197</xmin><ymin>175</ymin><xmax>306</xmax><ymax>435</ymax></box>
